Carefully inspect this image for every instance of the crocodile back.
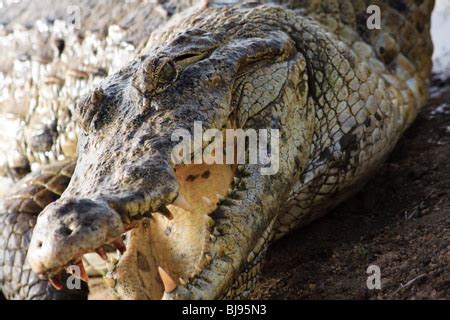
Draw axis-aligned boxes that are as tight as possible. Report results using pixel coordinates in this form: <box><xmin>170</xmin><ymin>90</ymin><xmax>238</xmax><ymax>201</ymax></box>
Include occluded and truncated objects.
<box><xmin>272</xmin><ymin>0</ymin><xmax>434</xmax><ymax>110</ymax></box>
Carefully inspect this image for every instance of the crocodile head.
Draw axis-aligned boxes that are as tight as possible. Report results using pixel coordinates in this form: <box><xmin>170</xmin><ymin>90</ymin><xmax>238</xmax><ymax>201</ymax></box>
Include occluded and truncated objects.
<box><xmin>28</xmin><ymin>5</ymin><xmax>312</xmax><ymax>299</ymax></box>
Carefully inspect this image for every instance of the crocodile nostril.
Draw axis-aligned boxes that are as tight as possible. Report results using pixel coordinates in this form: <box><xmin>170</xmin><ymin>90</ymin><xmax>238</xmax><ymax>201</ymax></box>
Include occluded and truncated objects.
<box><xmin>62</xmin><ymin>225</ymin><xmax>74</xmax><ymax>236</ymax></box>
<box><xmin>36</xmin><ymin>240</ymin><xmax>43</xmax><ymax>248</ymax></box>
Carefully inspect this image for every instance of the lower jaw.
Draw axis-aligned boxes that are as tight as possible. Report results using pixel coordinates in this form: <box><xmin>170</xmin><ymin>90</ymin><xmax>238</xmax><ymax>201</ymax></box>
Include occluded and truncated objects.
<box><xmin>106</xmin><ymin>163</ymin><xmax>235</xmax><ymax>299</ymax></box>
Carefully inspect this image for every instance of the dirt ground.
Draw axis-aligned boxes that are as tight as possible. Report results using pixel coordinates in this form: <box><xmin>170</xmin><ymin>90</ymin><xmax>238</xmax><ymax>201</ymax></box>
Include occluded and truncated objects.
<box><xmin>253</xmin><ymin>75</ymin><xmax>450</xmax><ymax>300</ymax></box>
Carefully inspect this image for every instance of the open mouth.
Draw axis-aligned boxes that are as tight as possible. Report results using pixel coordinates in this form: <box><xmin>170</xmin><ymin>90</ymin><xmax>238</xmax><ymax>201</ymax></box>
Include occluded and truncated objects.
<box><xmin>43</xmin><ymin>162</ymin><xmax>237</xmax><ymax>299</ymax></box>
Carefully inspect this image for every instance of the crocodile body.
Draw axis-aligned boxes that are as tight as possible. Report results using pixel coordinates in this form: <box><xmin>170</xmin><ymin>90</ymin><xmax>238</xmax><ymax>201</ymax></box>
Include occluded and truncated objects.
<box><xmin>0</xmin><ymin>0</ymin><xmax>434</xmax><ymax>300</ymax></box>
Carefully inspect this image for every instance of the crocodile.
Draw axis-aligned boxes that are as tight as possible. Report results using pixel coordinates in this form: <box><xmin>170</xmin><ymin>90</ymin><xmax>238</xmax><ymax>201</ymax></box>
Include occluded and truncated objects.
<box><xmin>0</xmin><ymin>0</ymin><xmax>435</xmax><ymax>300</ymax></box>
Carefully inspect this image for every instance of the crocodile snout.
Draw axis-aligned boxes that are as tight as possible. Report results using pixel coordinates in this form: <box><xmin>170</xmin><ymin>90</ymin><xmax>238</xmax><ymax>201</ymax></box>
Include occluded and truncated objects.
<box><xmin>27</xmin><ymin>197</ymin><xmax>124</xmax><ymax>277</ymax></box>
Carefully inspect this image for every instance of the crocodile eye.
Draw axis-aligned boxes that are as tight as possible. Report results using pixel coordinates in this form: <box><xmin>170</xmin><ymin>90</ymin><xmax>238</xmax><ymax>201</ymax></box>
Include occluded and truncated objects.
<box><xmin>157</xmin><ymin>60</ymin><xmax>177</xmax><ymax>84</ymax></box>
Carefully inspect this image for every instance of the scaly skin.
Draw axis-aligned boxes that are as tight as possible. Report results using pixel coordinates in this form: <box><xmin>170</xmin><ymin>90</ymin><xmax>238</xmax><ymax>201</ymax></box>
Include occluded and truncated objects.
<box><xmin>0</xmin><ymin>0</ymin><xmax>197</xmax><ymax>299</ymax></box>
<box><xmin>0</xmin><ymin>160</ymin><xmax>88</xmax><ymax>299</ymax></box>
<box><xmin>0</xmin><ymin>0</ymin><xmax>197</xmax><ymax>180</ymax></box>
<box><xmin>1</xmin><ymin>0</ymin><xmax>434</xmax><ymax>299</ymax></box>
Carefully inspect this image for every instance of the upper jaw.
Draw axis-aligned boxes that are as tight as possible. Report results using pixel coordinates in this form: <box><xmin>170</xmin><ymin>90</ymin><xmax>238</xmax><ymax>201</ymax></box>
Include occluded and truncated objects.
<box><xmin>26</xmin><ymin>185</ymin><xmax>185</xmax><ymax>280</ymax></box>
<box><xmin>27</xmin><ymin>197</ymin><xmax>126</xmax><ymax>278</ymax></box>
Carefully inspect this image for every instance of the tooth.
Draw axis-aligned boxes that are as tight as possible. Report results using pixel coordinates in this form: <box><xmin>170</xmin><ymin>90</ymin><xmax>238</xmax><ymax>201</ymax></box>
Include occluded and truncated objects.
<box><xmin>112</xmin><ymin>238</ymin><xmax>126</xmax><ymax>254</ymax></box>
<box><xmin>104</xmin><ymin>272</ymin><xmax>116</xmax><ymax>288</ymax></box>
<box><xmin>202</xmin><ymin>196</ymin><xmax>213</xmax><ymax>207</ymax></box>
<box><xmin>178</xmin><ymin>277</ymin><xmax>188</xmax><ymax>286</ymax></box>
<box><xmin>233</xmin><ymin>177</ymin><xmax>240</xmax><ymax>184</ymax></box>
<box><xmin>205</xmin><ymin>254</ymin><xmax>212</xmax><ymax>263</ymax></box>
<box><xmin>173</xmin><ymin>194</ymin><xmax>190</xmax><ymax>211</ymax></box>
<box><xmin>76</xmin><ymin>260</ymin><xmax>89</xmax><ymax>282</ymax></box>
<box><xmin>237</xmin><ymin>165</ymin><xmax>245</xmax><ymax>172</ymax></box>
<box><xmin>158</xmin><ymin>204</ymin><xmax>174</xmax><ymax>220</ymax></box>
<box><xmin>210</xmin><ymin>234</ymin><xmax>216</xmax><ymax>241</ymax></box>
<box><xmin>109</xmin><ymin>256</ymin><xmax>119</xmax><ymax>265</ymax></box>
<box><xmin>96</xmin><ymin>247</ymin><xmax>108</xmax><ymax>261</ymax></box>
<box><xmin>49</xmin><ymin>274</ymin><xmax>63</xmax><ymax>290</ymax></box>
<box><xmin>216</xmin><ymin>193</ymin><xmax>224</xmax><ymax>201</ymax></box>
<box><xmin>106</xmin><ymin>262</ymin><xmax>115</xmax><ymax>272</ymax></box>
<box><xmin>158</xmin><ymin>266</ymin><xmax>177</xmax><ymax>293</ymax></box>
